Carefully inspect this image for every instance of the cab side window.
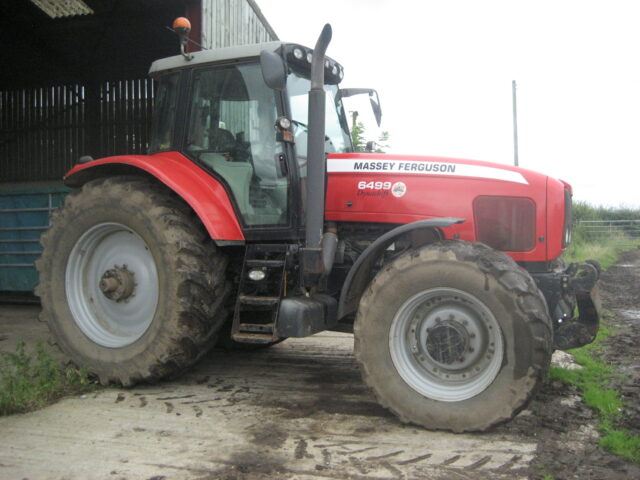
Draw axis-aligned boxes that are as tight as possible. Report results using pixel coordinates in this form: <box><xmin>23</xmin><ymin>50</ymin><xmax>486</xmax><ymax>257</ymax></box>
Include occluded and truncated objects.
<box><xmin>186</xmin><ymin>63</ymin><xmax>288</xmax><ymax>226</ymax></box>
<box><xmin>149</xmin><ymin>73</ymin><xmax>180</xmax><ymax>152</ymax></box>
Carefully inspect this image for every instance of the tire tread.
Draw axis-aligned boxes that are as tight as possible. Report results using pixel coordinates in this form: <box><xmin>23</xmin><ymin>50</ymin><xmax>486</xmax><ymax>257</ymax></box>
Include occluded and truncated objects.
<box><xmin>354</xmin><ymin>240</ymin><xmax>552</xmax><ymax>432</ymax></box>
<box><xmin>37</xmin><ymin>176</ymin><xmax>230</xmax><ymax>385</ymax></box>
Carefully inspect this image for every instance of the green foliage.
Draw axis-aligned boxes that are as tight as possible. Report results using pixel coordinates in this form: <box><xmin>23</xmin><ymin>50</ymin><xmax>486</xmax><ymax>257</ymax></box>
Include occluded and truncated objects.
<box><xmin>0</xmin><ymin>341</ymin><xmax>95</xmax><ymax>416</ymax></box>
<box><xmin>573</xmin><ymin>201</ymin><xmax>640</xmax><ymax>223</ymax></box>
<box><xmin>562</xmin><ymin>234</ymin><xmax>626</xmax><ymax>269</ymax></box>
<box><xmin>600</xmin><ymin>422</ymin><xmax>640</xmax><ymax>463</ymax></box>
<box><xmin>550</xmin><ymin>308</ymin><xmax>640</xmax><ymax>463</ymax></box>
<box><xmin>374</xmin><ymin>130</ymin><xmax>390</xmax><ymax>153</ymax></box>
<box><xmin>350</xmin><ymin>111</ymin><xmax>390</xmax><ymax>153</ymax></box>
<box><xmin>571</xmin><ymin>201</ymin><xmax>640</xmax><ymax>247</ymax></box>
<box><xmin>351</xmin><ymin>118</ymin><xmax>366</xmax><ymax>152</ymax></box>
<box><xmin>563</xmin><ymin>201</ymin><xmax>639</xmax><ymax>267</ymax></box>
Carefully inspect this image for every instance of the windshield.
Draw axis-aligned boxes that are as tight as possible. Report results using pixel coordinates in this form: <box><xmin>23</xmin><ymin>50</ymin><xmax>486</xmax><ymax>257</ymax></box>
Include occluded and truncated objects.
<box><xmin>287</xmin><ymin>71</ymin><xmax>352</xmax><ymax>169</ymax></box>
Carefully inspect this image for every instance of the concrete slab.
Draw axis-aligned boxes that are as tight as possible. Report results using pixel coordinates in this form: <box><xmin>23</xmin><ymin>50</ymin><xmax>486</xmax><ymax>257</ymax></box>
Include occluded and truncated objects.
<box><xmin>0</xmin><ymin>304</ymin><xmax>534</xmax><ymax>479</ymax></box>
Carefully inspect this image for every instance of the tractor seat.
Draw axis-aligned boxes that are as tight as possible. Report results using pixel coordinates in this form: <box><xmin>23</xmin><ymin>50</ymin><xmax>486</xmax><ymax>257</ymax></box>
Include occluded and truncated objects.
<box><xmin>209</xmin><ymin>128</ymin><xmax>236</xmax><ymax>154</ymax></box>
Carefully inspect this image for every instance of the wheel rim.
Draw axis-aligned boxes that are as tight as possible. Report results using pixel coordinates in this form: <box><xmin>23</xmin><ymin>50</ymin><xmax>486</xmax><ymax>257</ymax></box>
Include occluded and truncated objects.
<box><xmin>389</xmin><ymin>288</ymin><xmax>504</xmax><ymax>402</ymax></box>
<box><xmin>65</xmin><ymin>222</ymin><xmax>159</xmax><ymax>348</ymax></box>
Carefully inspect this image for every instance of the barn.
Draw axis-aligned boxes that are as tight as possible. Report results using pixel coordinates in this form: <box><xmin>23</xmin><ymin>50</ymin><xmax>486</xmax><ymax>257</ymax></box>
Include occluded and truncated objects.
<box><xmin>0</xmin><ymin>0</ymin><xmax>277</xmax><ymax>294</ymax></box>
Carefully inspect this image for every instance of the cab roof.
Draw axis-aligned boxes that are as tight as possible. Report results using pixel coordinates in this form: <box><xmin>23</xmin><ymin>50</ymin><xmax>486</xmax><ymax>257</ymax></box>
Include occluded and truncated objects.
<box><xmin>148</xmin><ymin>41</ymin><xmax>284</xmax><ymax>77</ymax></box>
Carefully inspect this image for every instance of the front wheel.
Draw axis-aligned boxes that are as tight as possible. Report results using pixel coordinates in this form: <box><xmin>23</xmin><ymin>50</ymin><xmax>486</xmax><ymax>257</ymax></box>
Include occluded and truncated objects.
<box><xmin>354</xmin><ymin>241</ymin><xmax>552</xmax><ymax>432</ymax></box>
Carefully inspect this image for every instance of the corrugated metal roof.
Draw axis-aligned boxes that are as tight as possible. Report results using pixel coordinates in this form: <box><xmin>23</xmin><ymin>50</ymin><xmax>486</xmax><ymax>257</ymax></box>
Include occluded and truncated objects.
<box><xmin>29</xmin><ymin>0</ymin><xmax>94</xmax><ymax>19</ymax></box>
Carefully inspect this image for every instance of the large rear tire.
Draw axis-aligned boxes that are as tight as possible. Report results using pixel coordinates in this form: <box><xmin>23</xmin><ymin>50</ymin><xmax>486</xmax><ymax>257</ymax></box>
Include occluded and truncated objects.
<box><xmin>36</xmin><ymin>176</ymin><xmax>230</xmax><ymax>385</ymax></box>
<box><xmin>354</xmin><ymin>240</ymin><xmax>552</xmax><ymax>432</ymax></box>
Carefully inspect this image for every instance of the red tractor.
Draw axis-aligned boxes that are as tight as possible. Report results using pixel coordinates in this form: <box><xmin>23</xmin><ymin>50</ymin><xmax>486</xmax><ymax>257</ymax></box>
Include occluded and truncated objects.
<box><xmin>36</xmin><ymin>22</ymin><xmax>600</xmax><ymax>432</ymax></box>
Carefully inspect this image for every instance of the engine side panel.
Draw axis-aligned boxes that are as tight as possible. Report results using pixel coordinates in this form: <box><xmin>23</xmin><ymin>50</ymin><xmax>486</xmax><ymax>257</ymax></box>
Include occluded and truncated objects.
<box><xmin>325</xmin><ymin>153</ymin><xmax>554</xmax><ymax>262</ymax></box>
<box><xmin>64</xmin><ymin>152</ymin><xmax>245</xmax><ymax>243</ymax></box>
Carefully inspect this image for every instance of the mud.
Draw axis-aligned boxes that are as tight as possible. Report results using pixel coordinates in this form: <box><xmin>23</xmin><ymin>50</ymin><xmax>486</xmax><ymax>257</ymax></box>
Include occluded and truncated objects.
<box><xmin>1</xmin><ymin>250</ymin><xmax>640</xmax><ymax>479</ymax></box>
<box><xmin>599</xmin><ymin>249</ymin><xmax>640</xmax><ymax>438</ymax></box>
<box><xmin>514</xmin><ymin>248</ymin><xmax>640</xmax><ymax>480</ymax></box>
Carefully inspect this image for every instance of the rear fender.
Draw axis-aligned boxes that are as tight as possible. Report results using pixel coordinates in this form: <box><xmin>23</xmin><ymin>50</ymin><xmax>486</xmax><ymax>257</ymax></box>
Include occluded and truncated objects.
<box><xmin>338</xmin><ymin>217</ymin><xmax>465</xmax><ymax>319</ymax></box>
<box><xmin>64</xmin><ymin>153</ymin><xmax>244</xmax><ymax>244</ymax></box>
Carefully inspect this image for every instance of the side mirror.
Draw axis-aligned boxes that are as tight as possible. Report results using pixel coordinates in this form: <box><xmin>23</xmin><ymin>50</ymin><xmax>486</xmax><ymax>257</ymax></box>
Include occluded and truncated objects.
<box><xmin>339</xmin><ymin>88</ymin><xmax>382</xmax><ymax>127</ymax></box>
<box><xmin>369</xmin><ymin>91</ymin><xmax>382</xmax><ymax>128</ymax></box>
<box><xmin>260</xmin><ymin>50</ymin><xmax>287</xmax><ymax>91</ymax></box>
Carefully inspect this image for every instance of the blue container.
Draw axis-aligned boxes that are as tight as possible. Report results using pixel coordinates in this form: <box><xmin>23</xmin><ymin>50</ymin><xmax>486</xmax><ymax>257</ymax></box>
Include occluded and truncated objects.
<box><xmin>0</xmin><ymin>188</ymin><xmax>70</xmax><ymax>291</ymax></box>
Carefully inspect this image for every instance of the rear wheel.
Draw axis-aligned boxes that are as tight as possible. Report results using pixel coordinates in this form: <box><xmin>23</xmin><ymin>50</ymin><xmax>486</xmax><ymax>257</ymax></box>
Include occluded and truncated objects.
<box><xmin>354</xmin><ymin>240</ymin><xmax>552</xmax><ymax>432</ymax></box>
<box><xmin>36</xmin><ymin>176</ymin><xmax>230</xmax><ymax>385</ymax></box>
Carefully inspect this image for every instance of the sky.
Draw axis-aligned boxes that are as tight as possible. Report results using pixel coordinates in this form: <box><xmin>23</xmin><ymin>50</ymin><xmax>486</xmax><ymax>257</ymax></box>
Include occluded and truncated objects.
<box><xmin>256</xmin><ymin>0</ymin><xmax>640</xmax><ymax>208</ymax></box>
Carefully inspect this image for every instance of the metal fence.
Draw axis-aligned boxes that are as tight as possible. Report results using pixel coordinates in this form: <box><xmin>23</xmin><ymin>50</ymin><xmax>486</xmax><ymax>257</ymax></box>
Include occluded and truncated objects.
<box><xmin>576</xmin><ymin>219</ymin><xmax>640</xmax><ymax>245</ymax></box>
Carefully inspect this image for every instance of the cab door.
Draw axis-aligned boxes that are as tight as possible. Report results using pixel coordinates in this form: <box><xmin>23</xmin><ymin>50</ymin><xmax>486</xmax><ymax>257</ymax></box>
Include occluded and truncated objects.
<box><xmin>184</xmin><ymin>62</ymin><xmax>292</xmax><ymax>231</ymax></box>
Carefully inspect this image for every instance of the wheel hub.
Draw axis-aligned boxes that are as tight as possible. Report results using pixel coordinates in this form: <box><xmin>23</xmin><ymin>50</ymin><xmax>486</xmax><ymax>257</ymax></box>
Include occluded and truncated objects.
<box><xmin>99</xmin><ymin>265</ymin><xmax>136</xmax><ymax>302</ymax></box>
<box><xmin>66</xmin><ymin>222</ymin><xmax>159</xmax><ymax>348</ymax></box>
<box><xmin>391</xmin><ymin>288</ymin><xmax>504</xmax><ymax>402</ymax></box>
<box><xmin>425</xmin><ymin>320</ymin><xmax>469</xmax><ymax>365</ymax></box>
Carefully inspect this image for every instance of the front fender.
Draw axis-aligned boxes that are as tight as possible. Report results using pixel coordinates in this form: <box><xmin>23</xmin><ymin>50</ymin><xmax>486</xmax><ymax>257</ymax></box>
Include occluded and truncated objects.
<box><xmin>338</xmin><ymin>217</ymin><xmax>465</xmax><ymax>319</ymax></box>
<box><xmin>64</xmin><ymin>152</ymin><xmax>244</xmax><ymax>244</ymax></box>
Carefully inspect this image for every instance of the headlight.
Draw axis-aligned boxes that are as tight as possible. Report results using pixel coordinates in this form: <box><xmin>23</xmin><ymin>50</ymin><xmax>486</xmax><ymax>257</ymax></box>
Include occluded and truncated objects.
<box><xmin>563</xmin><ymin>188</ymin><xmax>572</xmax><ymax>247</ymax></box>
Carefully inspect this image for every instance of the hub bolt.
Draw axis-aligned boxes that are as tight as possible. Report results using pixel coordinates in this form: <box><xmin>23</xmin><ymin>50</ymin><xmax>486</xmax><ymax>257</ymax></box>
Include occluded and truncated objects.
<box><xmin>99</xmin><ymin>265</ymin><xmax>136</xmax><ymax>302</ymax></box>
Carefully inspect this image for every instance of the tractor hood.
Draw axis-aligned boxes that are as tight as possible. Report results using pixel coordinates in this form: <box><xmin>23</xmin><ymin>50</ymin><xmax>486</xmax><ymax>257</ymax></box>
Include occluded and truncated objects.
<box><xmin>325</xmin><ymin>152</ymin><xmax>569</xmax><ymax>262</ymax></box>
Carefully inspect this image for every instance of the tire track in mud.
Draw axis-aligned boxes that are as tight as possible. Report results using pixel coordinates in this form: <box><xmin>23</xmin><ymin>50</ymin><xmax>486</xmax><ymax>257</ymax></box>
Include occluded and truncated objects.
<box><xmin>0</xmin><ymin>327</ymin><xmax>535</xmax><ymax>480</ymax></box>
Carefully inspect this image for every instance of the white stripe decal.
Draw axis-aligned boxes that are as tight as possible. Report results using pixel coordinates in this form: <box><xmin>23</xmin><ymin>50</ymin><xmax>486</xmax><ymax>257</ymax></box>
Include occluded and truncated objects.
<box><xmin>327</xmin><ymin>159</ymin><xmax>528</xmax><ymax>185</ymax></box>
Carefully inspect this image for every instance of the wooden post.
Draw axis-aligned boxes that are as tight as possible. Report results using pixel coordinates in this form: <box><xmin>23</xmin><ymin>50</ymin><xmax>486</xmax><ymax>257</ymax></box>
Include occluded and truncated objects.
<box><xmin>84</xmin><ymin>80</ymin><xmax>101</xmax><ymax>158</ymax></box>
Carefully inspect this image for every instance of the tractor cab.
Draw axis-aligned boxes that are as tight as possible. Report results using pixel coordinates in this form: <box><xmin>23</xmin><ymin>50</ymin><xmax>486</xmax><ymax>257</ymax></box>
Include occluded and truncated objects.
<box><xmin>148</xmin><ymin>41</ymin><xmax>352</xmax><ymax>232</ymax></box>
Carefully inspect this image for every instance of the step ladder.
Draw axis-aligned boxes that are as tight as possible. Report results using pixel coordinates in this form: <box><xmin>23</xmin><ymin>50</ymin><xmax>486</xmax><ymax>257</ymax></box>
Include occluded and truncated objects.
<box><xmin>231</xmin><ymin>244</ymin><xmax>289</xmax><ymax>344</ymax></box>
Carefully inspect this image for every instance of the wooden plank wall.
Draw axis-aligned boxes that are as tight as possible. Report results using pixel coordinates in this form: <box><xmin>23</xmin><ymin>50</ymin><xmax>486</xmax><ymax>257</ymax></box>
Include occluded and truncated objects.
<box><xmin>201</xmin><ymin>0</ymin><xmax>278</xmax><ymax>50</ymax></box>
<box><xmin>0</xmin><ymin>78</ymin><xmax>155</xmax><ymax>183</ymax></box>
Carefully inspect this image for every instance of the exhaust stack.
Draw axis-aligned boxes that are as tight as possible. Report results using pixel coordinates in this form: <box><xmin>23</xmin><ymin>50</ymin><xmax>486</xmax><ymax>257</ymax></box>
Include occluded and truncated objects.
<box><xmin>301</xmin><ymin>24</ymin><xmax>336</xmax><ymax>288</ymax></box>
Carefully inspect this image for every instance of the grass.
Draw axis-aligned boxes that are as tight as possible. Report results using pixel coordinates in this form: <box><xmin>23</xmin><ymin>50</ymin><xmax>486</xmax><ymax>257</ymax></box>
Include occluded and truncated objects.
<box><xmin>0</xmin><ymin>340</ymin><xmax>96</xmax><ymax>416</ymax></box>
<box><xmin>549</xmin><ymin>315</ymin><xmax>640</xmax><ymax>463</ymax></box>
<box><xmin>562</xmin><ymin>223</ymin><xmax>634</xmax><ymax>269</ymax></box>
<box><xmin>562</xmin><ymin>234</ymin><xmax>627</xmax><ymax>269</ymax></box>
<box><xmin>567</xmin><ymin>200</ymin><xmax>640</xmax><ymax>268</ymax></box>
<box><xmin>551</xmin><ymin>229</ymin><xmax>640</xmax><ymax>464</ymax></box>
<box><xmin>600</xmin><ymin>422</ymin><xmax>640</xmax><ymax>463</ymax></box>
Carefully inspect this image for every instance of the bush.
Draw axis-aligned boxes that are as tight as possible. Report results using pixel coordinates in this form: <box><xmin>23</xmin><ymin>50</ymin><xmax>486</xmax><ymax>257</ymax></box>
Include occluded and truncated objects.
<box><xmin>0</xmin><ymin>341</ymin><xmax>95</xmax><ymax>415</ymax></box>
<box><xmin>573</xmin><ymin>201</ymin><xmax>640</xmax><ymax>222</ymax></box>
<box><xmin>573</xmin><ymin>201</ymin><xmax>640</xmax><ymax>242</ymax></box>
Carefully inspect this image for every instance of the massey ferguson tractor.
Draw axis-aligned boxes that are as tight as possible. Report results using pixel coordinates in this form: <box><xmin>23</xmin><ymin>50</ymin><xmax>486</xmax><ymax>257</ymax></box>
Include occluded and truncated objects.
<box><xmin>36</xmin><ymin>21</ymin><xmax>600</xmax><ymax>432</ymax></box>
